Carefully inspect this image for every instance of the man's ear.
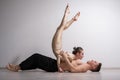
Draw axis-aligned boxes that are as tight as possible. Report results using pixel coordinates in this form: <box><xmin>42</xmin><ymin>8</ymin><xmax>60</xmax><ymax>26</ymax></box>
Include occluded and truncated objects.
<box><xmin>92</xmin><ymin>65</ymin><xmax>96</xmax><ymax>69</ymax></box>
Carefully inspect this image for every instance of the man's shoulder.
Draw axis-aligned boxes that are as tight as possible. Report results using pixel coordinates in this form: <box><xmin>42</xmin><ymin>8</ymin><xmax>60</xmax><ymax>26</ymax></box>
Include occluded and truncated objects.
<box><xmin>75</xmin><ymin>64</ymin><xmax>89</xmax><ymax>72</ymax></box>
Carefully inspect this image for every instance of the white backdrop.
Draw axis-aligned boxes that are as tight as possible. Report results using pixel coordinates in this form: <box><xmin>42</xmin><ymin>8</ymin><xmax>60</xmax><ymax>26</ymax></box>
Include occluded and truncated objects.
<box><xmin>0</xmin><ymin>0</ymin><xmax>120</xmax><ymax>68</ymax></box>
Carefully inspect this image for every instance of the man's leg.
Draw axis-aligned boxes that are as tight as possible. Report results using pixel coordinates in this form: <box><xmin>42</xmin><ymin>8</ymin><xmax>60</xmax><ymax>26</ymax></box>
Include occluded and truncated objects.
<box><xmin>6</xmin><ymin>53</ymin><xmax>40</xmax><ymax>72</ymax></box>
<box><xmin>6</xmin><ymin>53</ymin><xmax>58</xmax><ymax>72</ymax></box>
<box><xmin>6</xmin><ymin>64</ymin><xmax>20</xmax><ymax>72</ymax></box>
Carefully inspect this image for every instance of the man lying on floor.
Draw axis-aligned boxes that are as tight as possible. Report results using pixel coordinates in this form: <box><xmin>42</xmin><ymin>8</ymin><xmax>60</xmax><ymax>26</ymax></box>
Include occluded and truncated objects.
<box><xmin>6</xmin><ymin>52</ymin><xmax>102</xmax><ymax>73</ymax></box>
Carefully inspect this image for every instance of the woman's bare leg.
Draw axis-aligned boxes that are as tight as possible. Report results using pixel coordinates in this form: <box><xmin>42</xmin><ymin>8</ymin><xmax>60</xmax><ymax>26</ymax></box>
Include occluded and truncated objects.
<box><xmin>52</xmin><ymin>5</ymin><xmax>71</xmax><ymax>71</ymax></box>
<box><xmin>52</xmin><ymin>4</ymin><xmax>70</xmax><ymax>58</ymax></box>
<box><xmin>64</xmin><ymin>12</ymin><xmax>80</xmax><ymax>30</ymax></box>
<box><xmin>52</xmin><ymin>5</ymin><xmax>80</xmax><ymax>58</ymax></box>
<box><xmin>52</xmin><ymin>5</ymin><xmax>80</xmax><ymax>71</ymax></box>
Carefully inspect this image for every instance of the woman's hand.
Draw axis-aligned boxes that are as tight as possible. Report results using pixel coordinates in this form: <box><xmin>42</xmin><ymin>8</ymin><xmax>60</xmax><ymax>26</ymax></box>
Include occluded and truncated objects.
<box><xmin>60</xmin><ymin>51</ymin><xmax>68</xmax><ymax>58</ymax></box>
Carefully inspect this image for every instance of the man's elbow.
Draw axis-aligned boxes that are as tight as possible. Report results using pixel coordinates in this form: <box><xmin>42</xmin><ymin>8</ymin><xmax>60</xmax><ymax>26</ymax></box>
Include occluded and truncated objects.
<box><xmin>70</xmin><ymin>69</ymin><xmax>87</xmax><ymax>73</ymax></box>
<box><xmin>70</xmin><ymin>68</ymin><xmax>78</xmax><ymax>73</ymax></box>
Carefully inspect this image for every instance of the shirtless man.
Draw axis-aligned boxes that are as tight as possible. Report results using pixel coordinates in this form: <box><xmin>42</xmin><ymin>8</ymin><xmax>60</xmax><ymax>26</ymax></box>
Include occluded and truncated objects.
<box><xmin>6</xmin><ymin>52</ymin><xmax>101</xmax><ymax>72</ymax></box>
<box><xmin>52</xmin><ymin>4</ymin><xmax>84</xmax><ymax>72</ymax></box>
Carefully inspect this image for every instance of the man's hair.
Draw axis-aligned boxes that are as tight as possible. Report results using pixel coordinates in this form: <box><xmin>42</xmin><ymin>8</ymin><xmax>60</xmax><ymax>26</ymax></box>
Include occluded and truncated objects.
<box><xmin>91</xmin><ymin>63</ymin><xmax>102</xmax><ymax>72</ymax></box>
<box><xmin>72</xmin><ymin>47</ymin><xmax>83</xmax><ymax>55</ymax></box>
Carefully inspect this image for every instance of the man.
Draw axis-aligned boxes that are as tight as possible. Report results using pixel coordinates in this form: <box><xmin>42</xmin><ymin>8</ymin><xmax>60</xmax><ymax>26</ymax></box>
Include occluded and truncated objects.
<box><xmin>6</xmin><ymin>52</ymin><xmax>101</xmax><ymax>72</ymax></box>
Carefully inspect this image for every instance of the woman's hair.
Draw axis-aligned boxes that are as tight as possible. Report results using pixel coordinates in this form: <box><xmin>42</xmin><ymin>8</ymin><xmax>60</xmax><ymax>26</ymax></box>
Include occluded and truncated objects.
<box><xmin>72</xmin><ymin>47</ymin><xmax>83</xmax><ymax>55</ymax></box>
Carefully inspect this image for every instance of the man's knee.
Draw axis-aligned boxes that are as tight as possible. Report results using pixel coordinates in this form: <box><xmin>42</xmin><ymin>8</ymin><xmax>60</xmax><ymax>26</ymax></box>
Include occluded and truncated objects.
<box><xmin>32</xmin><ymin>53</ymin><xmax>40</xmax><ymax>57</ymax></box>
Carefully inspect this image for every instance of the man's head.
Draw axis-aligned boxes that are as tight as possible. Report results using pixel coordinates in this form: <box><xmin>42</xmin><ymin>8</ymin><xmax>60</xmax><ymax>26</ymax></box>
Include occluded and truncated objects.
<box><xmin>72</xmin><ymin>47</ymin><xmax>84</xmax><ymax>59</ymax></box>
<box><xmin>87</xmin><ymin>60</ymin><xmax>102</xmax><ymax>72</ymax></box>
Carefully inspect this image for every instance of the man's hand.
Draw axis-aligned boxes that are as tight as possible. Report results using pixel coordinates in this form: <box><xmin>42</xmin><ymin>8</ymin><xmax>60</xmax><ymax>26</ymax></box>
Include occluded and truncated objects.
<box><xmin>58</xmin><ymin>67</ymin><xmax>64</xmax><ymax>72</ymax></box>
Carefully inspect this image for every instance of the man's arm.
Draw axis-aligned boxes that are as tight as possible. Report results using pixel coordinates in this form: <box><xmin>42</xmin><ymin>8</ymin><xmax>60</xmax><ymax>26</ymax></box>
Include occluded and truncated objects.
<box><xmin>57</xmin><ymin>55</ymin><xmax>64</xmax><ymax>72</ymax></box>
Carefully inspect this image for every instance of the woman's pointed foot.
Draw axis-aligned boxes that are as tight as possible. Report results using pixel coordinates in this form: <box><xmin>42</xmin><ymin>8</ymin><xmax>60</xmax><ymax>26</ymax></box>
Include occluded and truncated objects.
<box><xmin>72</xmin><ymin>12</ymin><xmax>80</xmax><ymax>21</ymax></box>
<box><xmin>65</xmin><ymin>4</ymin><xmax>70</xmax><ymax>16</ymax></box>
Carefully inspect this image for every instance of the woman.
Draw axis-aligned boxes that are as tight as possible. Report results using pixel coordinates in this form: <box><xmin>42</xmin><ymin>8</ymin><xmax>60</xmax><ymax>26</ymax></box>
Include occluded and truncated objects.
<box><xmin>52</xmin><ymin>4</ymin><xmax>84</xmax><ymax>72</ymax></box>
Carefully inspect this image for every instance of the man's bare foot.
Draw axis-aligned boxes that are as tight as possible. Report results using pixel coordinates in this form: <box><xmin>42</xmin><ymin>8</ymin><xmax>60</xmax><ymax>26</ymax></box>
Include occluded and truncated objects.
<box><xmin>6</xmin><ymin>64</ymin><xmax>20</xmax><ymax>72</ymax></box>
<box><xmin>72</xmin><ymin>12</ymin><xmax>80</xmax><ymax>21</ymax></box>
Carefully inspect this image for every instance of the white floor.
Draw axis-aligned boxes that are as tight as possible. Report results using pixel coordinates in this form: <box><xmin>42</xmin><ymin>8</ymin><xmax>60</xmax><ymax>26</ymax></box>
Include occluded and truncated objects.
<box><xmin>0</xmin><ymin>68</ymin><xmax>120</xmax><ymax>80</ymax></box>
